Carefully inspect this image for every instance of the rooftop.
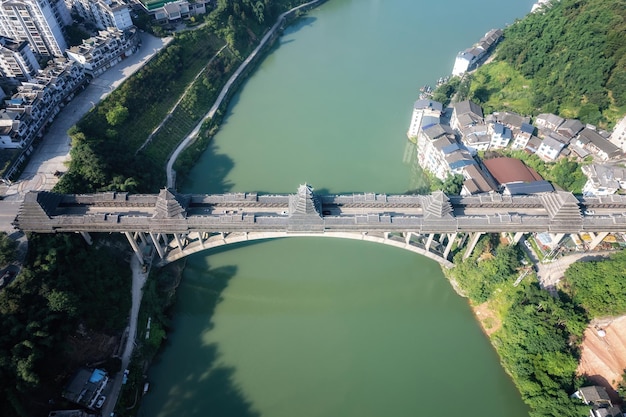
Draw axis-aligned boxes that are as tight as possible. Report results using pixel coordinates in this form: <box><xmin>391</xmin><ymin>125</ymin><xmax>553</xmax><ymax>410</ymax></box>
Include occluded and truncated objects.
<box><xmin>483</xmin><ymin>157</ymin><xmax>544</xmax><ymax>185</ymax></box>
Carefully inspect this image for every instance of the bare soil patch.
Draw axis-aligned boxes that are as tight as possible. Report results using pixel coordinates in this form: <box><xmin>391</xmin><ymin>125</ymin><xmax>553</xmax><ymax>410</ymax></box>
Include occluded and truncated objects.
<box><xmin>64</xmin><ymin>328</ymin><xmax>120</xmax><ymax>370</ymax></box>
<box><xmin>577</xmin><ymin>316</ymin><xmax>626</xmax><ymax>402</ymax></box>
<box><xmin>473</xmin><ymin>301</ymin><xmax>501</xmax><ymax>337</ymax></box>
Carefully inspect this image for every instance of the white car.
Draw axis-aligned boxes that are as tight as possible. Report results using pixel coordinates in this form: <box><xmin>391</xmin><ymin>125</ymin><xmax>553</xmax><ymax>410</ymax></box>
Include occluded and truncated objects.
<box><xmin>96</xmin><ymin>395</ymin><xmax>106</xmax><ymax>408</ymax></box>
<box><xmin>584</xmin><ymin>210</ymin><xmax>595</xmax><ymax>215</ymax></box>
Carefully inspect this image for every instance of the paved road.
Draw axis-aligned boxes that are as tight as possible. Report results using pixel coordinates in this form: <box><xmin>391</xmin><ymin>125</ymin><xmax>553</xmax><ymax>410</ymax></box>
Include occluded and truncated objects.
<box><xmin>2</xmin><ymin>32</ymin><xmax>171</xmax><ymax>201</ymax></box>
<box><xmin>101</xmin><ymin>254</ymin><xmax>148</xmax><ymax>417</ymax></box>
<box><xmin>536</xmin><ymin>250</ymin><xmax>614</xmax><ymax>293</ymax></box>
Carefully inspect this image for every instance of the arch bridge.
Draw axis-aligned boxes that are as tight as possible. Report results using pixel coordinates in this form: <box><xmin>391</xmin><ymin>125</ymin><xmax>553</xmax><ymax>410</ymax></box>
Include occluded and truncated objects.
<box><xmin>14</xmin><ymin>184</ymin><xmax>626</xmax><ymax>268</ymax></box>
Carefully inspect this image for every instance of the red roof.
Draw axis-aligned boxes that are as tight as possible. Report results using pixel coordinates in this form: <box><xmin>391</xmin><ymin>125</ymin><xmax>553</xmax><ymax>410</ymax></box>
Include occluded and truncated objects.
<box><xmin>483</xmin><ymin>157</ymin><xmax>544</xmax><ymax>185</ymax></box>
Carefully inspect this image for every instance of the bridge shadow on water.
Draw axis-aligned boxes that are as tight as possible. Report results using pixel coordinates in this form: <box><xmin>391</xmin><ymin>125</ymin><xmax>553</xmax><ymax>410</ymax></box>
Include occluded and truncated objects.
<box><xmin>147</xmin><ymin>260</ymin><xmax>261</xmax><ymax>417</ymax></box>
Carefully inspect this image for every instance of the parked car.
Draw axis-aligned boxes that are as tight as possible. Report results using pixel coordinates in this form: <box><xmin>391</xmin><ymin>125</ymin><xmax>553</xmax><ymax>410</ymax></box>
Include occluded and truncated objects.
<box><xmin>584</xmin><ymin>210</ymin><xmax>595</xmax><ymax>215</ymax></box>
<box><xmin>95</xmin><ymin>395</ymin><xmax>106</xmax><ymax>408</ymax></box>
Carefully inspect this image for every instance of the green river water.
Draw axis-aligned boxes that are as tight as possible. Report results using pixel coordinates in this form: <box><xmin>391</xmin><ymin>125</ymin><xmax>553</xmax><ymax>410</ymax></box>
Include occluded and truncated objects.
<box><xmin>140</xmin><ymin>1</ymin><xmax>535</xmax><ymax>416</ymax></box>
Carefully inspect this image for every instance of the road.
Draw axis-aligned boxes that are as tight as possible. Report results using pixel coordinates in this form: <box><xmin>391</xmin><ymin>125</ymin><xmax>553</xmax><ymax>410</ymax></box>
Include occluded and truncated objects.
<box><xmin>101</xmin><ymin>254</ymin><xmax>148</xmax><ymax>417</ymax></box>
<box><xmin>536</xmin><ymin>250</ymin><xmax>613</xmax><ymax>293</ymax></box>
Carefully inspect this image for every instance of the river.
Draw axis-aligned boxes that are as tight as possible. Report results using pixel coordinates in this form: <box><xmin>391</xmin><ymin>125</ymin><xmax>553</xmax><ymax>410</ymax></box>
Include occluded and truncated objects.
<box><xmin>140</xmin><ymin>1</ymin><xmax>534</xmax><ymax>416</ymax></box>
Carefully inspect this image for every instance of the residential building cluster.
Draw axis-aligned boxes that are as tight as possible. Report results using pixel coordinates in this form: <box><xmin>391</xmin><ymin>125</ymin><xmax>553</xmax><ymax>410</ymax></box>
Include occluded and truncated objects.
<box><xmin>69</xmin><ymin>0</ymin><xmax>134</xmax><ymax>31</ymax></box>
<box><xmin>66</xmin><ymin>26</ymin><xmax>139</xmax><ymax>76</ymax></box>
<box><xmin>407</xmin><ymin>98</ymin><xmax>626</xmax><ymax>197</ymax></box>
<box><xmin>451</xmin><ymin>28</ymin><xmax>503</xmax><ymax>77</ymax></box>
<box><xmin>147</xmin><ymin>0</ymin><xmax>211</xmax><ymax>22</ymax></box>
<box><xmin>0</xmin><ymin>58</ymin><xmax>87</xmax><ymax>165</ymax></box>
<box><xmin>133</xmin><ymin>0</ymin><xmax>211</xmax><ymax>23</ymax></box>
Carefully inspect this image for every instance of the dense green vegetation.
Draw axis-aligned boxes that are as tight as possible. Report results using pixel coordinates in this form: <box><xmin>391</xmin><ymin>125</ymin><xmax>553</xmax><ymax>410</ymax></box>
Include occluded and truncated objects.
<box><xmin>0</xmin><ymin>234</ymin><xmax>131</xmax><ymax>416</ymax></box>
<box><xmin>449</xmin><ymin>236</ymin><xmax>589</xmax><ymax>417</ymax></box>
<box><xmin>55</xmin><ymin>29</ymin><xmax>231</xmax><ymax>193</ymax></box>
<box><xmin>564</xmin><ymin>251</ymin><xmax>626</xmax><ymax>317</ymax></box>
<box><xmin>429</xmin><ymin>173</ymin><xmax>465</xmax><ymax>195</ymax></box>
<box><xmin>0</xmin><ymin>232</ymin><xmax>17</xmax><ymax>266</ymax></box>
<box><xmin>468</xmin><ymin>0</ymin><xmax>626</xmax><ymax>127</ymax></box>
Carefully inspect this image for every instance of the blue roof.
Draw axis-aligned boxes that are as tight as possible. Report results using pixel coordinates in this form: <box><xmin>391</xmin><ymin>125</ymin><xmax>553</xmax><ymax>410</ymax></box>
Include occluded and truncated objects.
<box><xmin>505</xmin><ymin>180</ymin><xmax>554</xmax><ymax>195</ymax></box>
<box><xmin>442</xmin><ymin>143</ymin><xmax>461</xmax><ymax>154</ymax></box>
<box><xmin>521</xmin><ymin>122</ymin><xmax>534</xmax><ymax>134</ymax></box>
<box><xmin>493</xmin><ymin>123</ymin><xmax>504</xmax><ymax>135</ymax></box>
<box><xmin>89</xmin><ymin>369</ymin><xmax>106</xmax><ymax>383</ymax></box>
<box><xmin>449</xmin><ymin>159</ymin><xmax>476</xmax><ymax>170</ymax></box>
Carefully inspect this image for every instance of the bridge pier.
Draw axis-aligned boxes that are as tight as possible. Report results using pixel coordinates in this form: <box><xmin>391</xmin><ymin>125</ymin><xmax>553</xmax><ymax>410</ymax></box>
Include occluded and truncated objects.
<box><xmin>425</xmin><ymin>234</ymin><xmax>435</xmax><ymax>251</ymax></box>
<box><xmin>150</xmin><ymin>232</ymin><xmax>166</xmax><ymax>259</ymax></box>
<box><xmin>137</xmin><ymin>232</ymin><xmax>148</xmax><ymax>246</ymax></box>
<box><xmin>463</xmin><ymin>232</ymin><xmax>483</xmax><ymax>260</ymax></box>
<box><xmin>511</xmin><ymin>232</ymin><xmax>524</xmax><ymax>245</ymax></box>
<box><xmin>404</xmin><ymin>232</ymin><xmax>412</xmax><ymax>245</ymax></box>
<box><xmin>588</xmin><ymin>232</ymin><xmax>609</xmax><ymax>250</ymax></box>
<box><xmin>173</xmin><ymin>233</ymin><xmax>184</xmax><ymax>250</ymax></box>
<box><xmin>551</xmin><ymin>233</ymin><xmax>565</xmax><ymax>247</ymax></box>
<box><xmin>79</xmin><ymin>231</ymin><xmax>92</xmax><ymax>245</ymax></box>
<box><xmin>443</xmin><ymin>233</ymin><xmax>457</xmax><ymax>260</ymax></box>
<box><xmin>124</xmin><ymin>231</ymin><xmax>144</xmax><ymax>265</ymax></box>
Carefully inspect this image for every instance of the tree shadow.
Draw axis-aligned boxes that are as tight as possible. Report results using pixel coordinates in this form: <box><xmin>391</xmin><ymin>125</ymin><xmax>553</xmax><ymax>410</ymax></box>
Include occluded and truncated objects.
<box><xmin>146</xmin><ymin>343</ymin><xmax>260</xmax><ymax>417</ymax></box>
<box><xmin>143</xmin><ymin>262</ymin><xmax>261</xmax><ymax>417</ymax></box>
<box><xmin>180</xmin><ymin>141</ymin><xmax>235</xmax><ymax>194</ymax></box>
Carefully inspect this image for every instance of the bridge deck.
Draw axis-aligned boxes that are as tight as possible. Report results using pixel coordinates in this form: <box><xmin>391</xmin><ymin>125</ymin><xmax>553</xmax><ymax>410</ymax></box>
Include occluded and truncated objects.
<box><xmin>13</xmin><ymin>187</ymin><xmax>626</xmax><ymax>234</ymax></box>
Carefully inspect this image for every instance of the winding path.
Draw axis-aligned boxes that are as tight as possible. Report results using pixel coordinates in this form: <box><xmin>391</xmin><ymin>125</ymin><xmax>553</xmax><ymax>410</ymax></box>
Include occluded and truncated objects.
<box><xmin>166</xmin><ymin>0</ymin><xmax>325</xmax><ymax>189</ymax></box>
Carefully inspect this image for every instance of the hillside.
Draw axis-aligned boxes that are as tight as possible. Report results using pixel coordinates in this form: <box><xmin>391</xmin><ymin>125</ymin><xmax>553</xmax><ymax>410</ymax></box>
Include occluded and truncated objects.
<box><xmin>467</xmin><ymin>0</ymin><xmax>626</xmax><ymax>127</ymax></box>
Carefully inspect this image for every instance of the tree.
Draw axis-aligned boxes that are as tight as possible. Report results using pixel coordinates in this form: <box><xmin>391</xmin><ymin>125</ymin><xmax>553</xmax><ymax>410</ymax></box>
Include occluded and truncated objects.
<box><xmin>105</xmin><ymin>104</ymin><xmax>129</xmax><ymax>126</ymax></box>
<box><xmin>564</xmin><ymin>250</ymin><xmax>626</xmax><ymax>317</ymax></box>
<box><xmin>442</xmin><ymin>174</ymin><xmax>464</xmax><ymax>195</ymax></box>
<box><xmin>0</xmin><ymin>233</ymin><xmax>17</xmax><ymax>266</ymax></box>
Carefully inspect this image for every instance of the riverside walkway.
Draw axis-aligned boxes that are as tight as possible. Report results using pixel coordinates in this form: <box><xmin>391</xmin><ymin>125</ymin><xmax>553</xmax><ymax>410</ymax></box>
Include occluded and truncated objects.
<box><xmin>165</xmin><ymin>0</ymin><xmax>326</xmax><ymax>188</ymax></box>
<box><xmin>14</xmin><ymin>185</ymin><xmax>626</xmax><ymax>267</ymax></box>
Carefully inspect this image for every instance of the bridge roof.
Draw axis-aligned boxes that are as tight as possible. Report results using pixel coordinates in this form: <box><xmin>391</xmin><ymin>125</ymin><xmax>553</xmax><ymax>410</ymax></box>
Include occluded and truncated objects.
<box><xmin>13</xmin><ymin>187</ymin><xmax>626</xmax><ymax>235</ymax></box>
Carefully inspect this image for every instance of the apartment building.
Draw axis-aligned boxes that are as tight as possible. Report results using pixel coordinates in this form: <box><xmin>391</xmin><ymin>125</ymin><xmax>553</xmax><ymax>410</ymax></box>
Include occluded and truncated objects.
<box><xmin>66</xmin><ymin>27</ymin><xmax>139</xmax><ymax>76</ymax></box>
<box><xmin>0</xmin><ymin>0</ymin><xmax>71</xmax><ymax>58</ymax></box>
<box><xmin>0</xmin><ymin>58</ymin><xmax>85</xmax><ymax>149</ymax></box>
<box><xmin>67</xmin><ymin>0</ymin><xmax>133</xmax><ymax>30</ymax></box>
<box><xmin>0</xmin><ymin>34</ymin><xmax>40</xmax><ymax>79</ymax></box>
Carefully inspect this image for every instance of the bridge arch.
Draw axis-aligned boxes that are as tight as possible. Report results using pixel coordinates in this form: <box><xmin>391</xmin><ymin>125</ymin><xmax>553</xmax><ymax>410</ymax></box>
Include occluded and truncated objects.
<box><xmin>157</xmin><ymin>231</ymin><xmax>455</xmax><ymax>268</ymax></box>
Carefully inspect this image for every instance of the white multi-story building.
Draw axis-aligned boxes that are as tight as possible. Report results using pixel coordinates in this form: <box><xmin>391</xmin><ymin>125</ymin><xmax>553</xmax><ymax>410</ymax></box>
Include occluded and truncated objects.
<box><xmin>488</xmin><ymin>122</ymin><xmax>512</xmax><ymax>149</ymax></box>
<box><xmin>407</xmin><ymin>99</ymin><xmax>442</xmax><ymax>139</ymax></box>
<box><xmin>66</xmin><ymin>27</ymin><xmax>139</xmax><ymax>76</ymax></box>
<box><xmin>0</xmin><ymin>0</ymin><xmax>71</xmax><ymax>58</ymax></box>
<box><xmin>609</xmin><ymin>116</ymin><xmax>626</xmax><ymax>152</ymax></box>
<box><xmin>144</xmin><ymin>0</ymin><xmax>210</xmax><ymax>22</ymax></box>
<box><xmin>0</xmin><ymin>58</ymin><xmax>86</xmax><ymax>149</ymax></box>
<box><xmin>67</xmin><ymin>0</ymin><xmax>133</xmax><ymax>31</ymax></box>
<box><xmin>582</xmin><ymin>164</ymin><xmax>626</xmax><ymax>196</ymax></box>
<box><xmin>0</xmin><ymin>35</ymin><xmax>39</xmax><ymax>78</ymax></box>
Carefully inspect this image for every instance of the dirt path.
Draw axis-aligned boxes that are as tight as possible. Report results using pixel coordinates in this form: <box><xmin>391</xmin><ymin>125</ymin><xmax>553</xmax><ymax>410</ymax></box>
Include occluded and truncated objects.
<box><xmin>577</xmin><ymin>316</ymin><xmax>626</xmax><ymax>401</ymax></box>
